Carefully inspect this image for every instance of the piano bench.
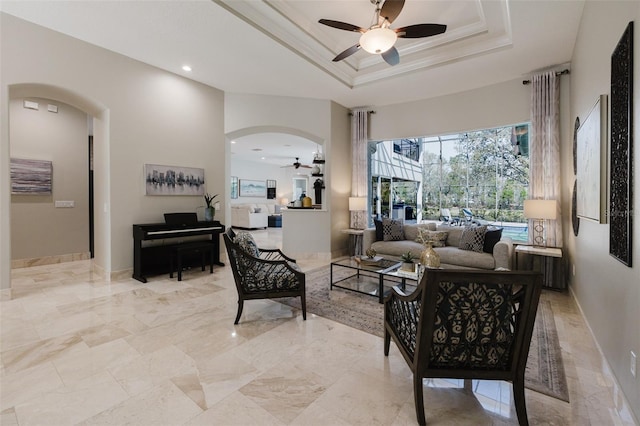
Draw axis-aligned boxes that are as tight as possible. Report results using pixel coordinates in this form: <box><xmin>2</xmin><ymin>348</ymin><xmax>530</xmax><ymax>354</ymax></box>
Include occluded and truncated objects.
<box><xmin>169</xmin><ymin>241</ymin><xmax>214</xmax><ymax>281</ymax></box>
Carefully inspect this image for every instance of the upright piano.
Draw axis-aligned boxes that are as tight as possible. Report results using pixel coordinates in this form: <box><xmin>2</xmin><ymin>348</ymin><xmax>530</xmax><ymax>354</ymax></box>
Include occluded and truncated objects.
<box><xmin>132</xmin><ymin>220</ymin><xmax>225</xmax><ymax>282</ymax></box>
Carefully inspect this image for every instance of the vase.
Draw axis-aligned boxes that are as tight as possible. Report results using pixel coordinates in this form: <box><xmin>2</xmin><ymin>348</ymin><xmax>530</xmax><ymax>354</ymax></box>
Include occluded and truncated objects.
<box><xmin>204</xmin><ymin>207</ymin><xmax>215</xmax><ymax>222</ymax></box>
<box><xmin>401</xmin><ymin>262</ymin><xmax>415</xmax><ymax>272</ymax></box>
<box><xmin>420</xmin><ymin>243</ymin><xmax>441</xmax><ymax>268</ymax></box>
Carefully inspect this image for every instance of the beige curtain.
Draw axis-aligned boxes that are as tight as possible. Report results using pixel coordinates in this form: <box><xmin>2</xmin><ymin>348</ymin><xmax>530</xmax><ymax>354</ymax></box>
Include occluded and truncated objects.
<box><xmin>351</xmin><ymin>107</ymin><xmax>369</xmax><ymax>197</ymax></box>
<box><xmin>351</xmin><ymin>107</ymin><xmax>369</xmax><ymax>228</ymax></box>
<box><xmin>529</xmin><ymin>71</ymin><xmax>563</xmax><ymax>247</ymax></box>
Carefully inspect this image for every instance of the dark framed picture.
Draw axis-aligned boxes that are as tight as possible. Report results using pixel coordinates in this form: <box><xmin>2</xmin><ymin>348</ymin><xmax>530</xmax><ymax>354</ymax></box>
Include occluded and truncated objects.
<box><xmin>609</xmin><ymin>21</ymin><xmax>633</xmax><ymax>267</ymax></box>
<box><xmin>230</xmin><ymin>176</ymin><xmax>238</xmax><ymax>199</ymax></box>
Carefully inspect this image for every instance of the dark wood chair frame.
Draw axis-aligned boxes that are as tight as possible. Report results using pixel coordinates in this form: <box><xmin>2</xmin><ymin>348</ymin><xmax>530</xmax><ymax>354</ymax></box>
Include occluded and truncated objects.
<box><xmin>223</xmin><ymin>229</ymin><xmax>306</xmax><ymax>324</ymax></box>
<box><xmin>384</xmin><ymin>269</ymin><xmax>542</xmax><ymax>426</ymax></box>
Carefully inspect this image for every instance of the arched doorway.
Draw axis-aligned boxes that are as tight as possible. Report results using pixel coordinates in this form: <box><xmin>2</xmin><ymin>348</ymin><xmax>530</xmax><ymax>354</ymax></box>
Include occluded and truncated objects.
<box><xmin>2</xmin><ymin>83</ymin><xmax>110</xmax><ymax>290</ymax></box>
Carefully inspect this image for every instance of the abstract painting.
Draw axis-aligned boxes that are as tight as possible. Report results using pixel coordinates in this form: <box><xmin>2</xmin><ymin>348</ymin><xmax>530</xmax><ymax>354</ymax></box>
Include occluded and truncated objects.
<box><xmin>576</xmin><ymin>95</ymin><xmax>607</xmax><ymax>223</ymax></box>
<box><xmin>239</xmin><ymin>179</ymin><xmax>266</xmax><ymax>197</ymax></box>
<box><xmin>10</xmin><ymin>158</ymin><xmax>52</xmax><ymax>195</ymax></box>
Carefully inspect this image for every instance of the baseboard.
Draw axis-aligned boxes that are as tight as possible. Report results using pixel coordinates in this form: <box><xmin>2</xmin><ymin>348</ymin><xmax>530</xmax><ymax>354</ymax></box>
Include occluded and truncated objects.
<box><xmin>568</xmin><ymin>285</ymin><xmax>639</xmax><ymax>425</ymax></box>
<box><xmin>11</xmin><ymin>252</ymin><xmax>91</xmax><ymax>269</ymax></box>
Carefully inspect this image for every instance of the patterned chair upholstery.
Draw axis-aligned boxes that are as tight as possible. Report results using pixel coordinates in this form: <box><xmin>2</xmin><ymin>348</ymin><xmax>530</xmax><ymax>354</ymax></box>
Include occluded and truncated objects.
<box><xmin>384</xmin><ymin>269</ymin><xmax>542</xmax><ymax>426</ymax></box>
<box><xmin>223</xmin><ymin>228</ymin><xmax>306</xmax><ymax>324</ymax></box>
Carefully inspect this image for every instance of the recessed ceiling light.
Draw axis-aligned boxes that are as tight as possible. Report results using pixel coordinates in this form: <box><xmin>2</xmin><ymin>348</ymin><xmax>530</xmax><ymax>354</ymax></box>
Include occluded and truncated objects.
<box><xmin>231</xmin><ymin>140</ymin><xmax>236</xmax><ymax>144</ymax></box>
<box><xmin>261</xmin><ymin>157</ymin><xmax>266</xmax><ymax>160</ymax></box>
<box><xmin>182</xmin><ymin>65</ymin><xmax>192</xmax><ymax>72</ymax></box>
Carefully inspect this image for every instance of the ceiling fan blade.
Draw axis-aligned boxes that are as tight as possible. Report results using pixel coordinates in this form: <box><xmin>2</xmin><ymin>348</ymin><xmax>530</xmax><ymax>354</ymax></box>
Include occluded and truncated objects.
<box><xmin>333</xmin><ymin>44</ymin><xmax>361</xmax><ymax>62</ymax></box>
<box><xmin>382</xmin><ymin>46</ymin><xmax>399</xmax><ymax>66</ymax></box>
<box><xmin>319</xmin><ymin>19</ymin><xmax>365</xmax><ymax>33</ymax></box>
<box><xmin>396</xmin><ymin>23</ymin><xmax>447</xmax><ymax>38</ymax></box>
<box><xmin>379</xmin><ymin>0</ymin><xmax>405</xmax><ymax>25</ymax></box>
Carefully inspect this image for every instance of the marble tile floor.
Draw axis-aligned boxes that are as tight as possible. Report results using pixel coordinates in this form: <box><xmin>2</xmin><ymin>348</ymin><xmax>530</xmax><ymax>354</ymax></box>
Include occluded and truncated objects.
<box><xmin>1</xmin><ymin>257</ymin><xmax>636</xmax><ymax>425</ymax></box>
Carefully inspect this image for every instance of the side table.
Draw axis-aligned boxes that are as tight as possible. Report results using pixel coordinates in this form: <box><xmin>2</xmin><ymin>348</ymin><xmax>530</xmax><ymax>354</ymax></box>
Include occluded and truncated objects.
<box><xmin>515</xmin><ymin>245</ymin><xmax>565</xmax><ymax>290</ymax></box>
<box><xmin>341</xmin><ymin>228</ymin><xmax>364</xmax><ymax>256</ymax></box>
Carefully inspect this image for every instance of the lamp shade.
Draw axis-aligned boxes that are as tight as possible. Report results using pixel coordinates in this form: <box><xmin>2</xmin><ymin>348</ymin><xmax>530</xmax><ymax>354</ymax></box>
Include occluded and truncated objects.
<box><xmin>349</xmin><ymin>197</ymin><xmax>367</xmax><ymax>211</ymax></box>
<box><xmin>524</xmin><ymin>199</ymin><xmax>557</xmax><ymax>220</ymax></box>
<box><xmin>359</xmin><ymin>28</ymin><xmax>397</xmax><ymax>54</ymax></box>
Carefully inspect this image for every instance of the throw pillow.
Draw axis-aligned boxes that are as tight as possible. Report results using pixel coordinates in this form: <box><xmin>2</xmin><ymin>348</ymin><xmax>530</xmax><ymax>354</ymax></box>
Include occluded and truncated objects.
<box><xmin>234</xmin><ymin>231</ymin><xmax>260</xmax><ymax>257</ymax></box>
<box><xmin>416</xmin><ymin>228</ymin><xmax>449</xmax><ymax>247</ymax></box>
<box><xmin>382</xmin><ymin>218</ymin><xmax>404</xmax><ymax>241</ymax></box>
<box><xmin>483</xmin><ymin>227</ymin><xmax>503</xmax><ymax>253</ymax></box>
<box><xmin>458</xmin><ymin>225</ymin><xmax>487</xmax><ymax>252</ymax></box>
<box><xmin>374</xmin><ymin>219</ymin><xmax>384</xmax><ymax>241</ymax></box>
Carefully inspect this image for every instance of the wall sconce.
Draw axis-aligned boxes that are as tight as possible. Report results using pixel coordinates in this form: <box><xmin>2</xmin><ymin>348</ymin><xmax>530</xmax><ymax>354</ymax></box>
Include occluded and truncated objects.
<box><xmin>349</xmin><ymin>197</ymin><xmax>367</xmax><ymax>230</ymax></box>
<box><xmin>524</xmin><ymin>199</ymin><xmax>557</xmax><ymax>247</ymax></box>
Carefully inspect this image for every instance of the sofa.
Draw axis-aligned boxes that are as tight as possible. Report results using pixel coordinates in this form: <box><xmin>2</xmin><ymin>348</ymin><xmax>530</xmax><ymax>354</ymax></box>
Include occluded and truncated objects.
<box><xmin>362</xmin><ymin>221</ymin><xmax>513</xmax><ymax>270</ymax></box>
<box><xmin>230</xmin><ymin>203</ymin><xmax>271</xmax><ymax>229</ymax></box>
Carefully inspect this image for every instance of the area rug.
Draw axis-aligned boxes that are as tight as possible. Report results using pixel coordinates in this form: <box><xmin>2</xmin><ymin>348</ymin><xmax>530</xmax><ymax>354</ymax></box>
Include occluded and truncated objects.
<box><xmin>278</xmin><ymin>265</ymin><xmax>569</xmax><ymax>402</ymax></box>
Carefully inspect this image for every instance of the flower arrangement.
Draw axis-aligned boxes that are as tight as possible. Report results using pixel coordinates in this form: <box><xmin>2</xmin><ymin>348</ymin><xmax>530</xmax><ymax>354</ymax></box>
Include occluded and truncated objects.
<box><xmin>204</xmin><ymin>193</ymin><xmax>218</xmax><ymax>207</ymax></box>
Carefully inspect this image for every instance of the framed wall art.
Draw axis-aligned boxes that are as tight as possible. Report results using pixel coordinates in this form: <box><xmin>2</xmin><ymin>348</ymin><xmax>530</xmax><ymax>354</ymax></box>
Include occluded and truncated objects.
<box><xmin>10</xmin><ymin>158</ymin><xmax>53</xmax><ymax>195</ymax></box>
<box><xmin>239</xmin><ymin>179</ymin><xmax>267</xmax><ymax>197</ymax></box>
<box><xmin>576</xmin><ymin>94</ymin><xmax>608</xmax><ymax>223</ymax></box>
<box><xmin>609</xmin><ymin>21</ymin><xmax>633</xmax><ymax>267</ymax></box>
<box><xmin>144</xmin><ymin>164</ymin><xmax>205</xmax><ymax>196</ymax></box>
<box><xmin>230</xmin><ymin>176</ymin><xmax>238</xmax><ymax>199</ymax></box>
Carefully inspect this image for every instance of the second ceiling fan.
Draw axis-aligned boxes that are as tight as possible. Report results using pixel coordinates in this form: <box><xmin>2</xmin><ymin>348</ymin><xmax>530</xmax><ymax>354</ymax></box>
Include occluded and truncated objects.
<box><xmin>319</xmin><ymin>0</ymin><xmax>446</xmax><ymax>66</ymax></box>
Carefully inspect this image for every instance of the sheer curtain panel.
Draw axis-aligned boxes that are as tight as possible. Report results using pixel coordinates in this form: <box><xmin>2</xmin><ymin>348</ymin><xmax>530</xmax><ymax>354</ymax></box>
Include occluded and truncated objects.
<box><xmin>351</xmin><ymin>107</ymin><xmax>369</xmax><ymax>228</ymax></box>
<box><xmin>529</xmin><ymin>71</ymin><xmax>563</xmax><ymax>247</ymax></box>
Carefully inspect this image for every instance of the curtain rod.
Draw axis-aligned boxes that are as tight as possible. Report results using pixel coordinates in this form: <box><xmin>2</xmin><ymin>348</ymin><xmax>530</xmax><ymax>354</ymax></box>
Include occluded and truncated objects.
<box><xmin>522</xmin><ymin>69</ymin><xmax>570</xmax><ymax>85</ymax></box>
<box><xmin>348</xmin><ymin>110</ymin><xmax>376</xmax><ymax>116</ymax></box>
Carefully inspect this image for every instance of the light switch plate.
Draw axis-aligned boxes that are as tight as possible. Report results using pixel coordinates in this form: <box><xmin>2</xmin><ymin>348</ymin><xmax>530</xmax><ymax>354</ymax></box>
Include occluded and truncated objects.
<box><xmin>55</xmin><ymin>200</ymin><xmax>75</xmax><ymax>208</ymax></box>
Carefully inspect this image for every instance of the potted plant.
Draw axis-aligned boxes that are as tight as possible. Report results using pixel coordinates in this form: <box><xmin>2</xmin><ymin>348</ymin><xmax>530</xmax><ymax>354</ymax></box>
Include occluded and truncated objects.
<box><xmin>203</xmin><ymin>193</ymin><xmax>218</xmax><ymax>222</ymax></box>
<box><xmin>400</xmin><ymin>251</ymin><xmax>415</xmax><ymax>272</ymax></box>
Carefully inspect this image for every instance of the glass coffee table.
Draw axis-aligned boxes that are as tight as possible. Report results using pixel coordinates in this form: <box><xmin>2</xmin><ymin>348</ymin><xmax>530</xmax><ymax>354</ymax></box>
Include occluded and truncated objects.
<box><xmin>330</xmin><ymin>257</ymin><xmax>419</xmax><ymax>303</ymax></box>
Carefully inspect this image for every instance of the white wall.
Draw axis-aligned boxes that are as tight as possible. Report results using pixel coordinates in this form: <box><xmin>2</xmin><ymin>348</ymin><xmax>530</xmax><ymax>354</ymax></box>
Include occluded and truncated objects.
<box><xmin>1</xmin><ymin>14</ymin><xmax>226</xmax><ymax>286</ymax></box>
<box><xmin>10</xmin><ymin>97</ymin><xmax>89</xmax><ymax>260</ymax></box>
<box><xmin>370</xmin><ymin>79</ymin><xmax>532</xmax><ymax>140</ymax></box>
<box><xmin>225</xmin><ymin>94</ymin><xmax>350</xmax><ymax>258</ymax></box>
<box><xmin>569</xmin><ymin>1</ymin><xmax>640</xmax><ymax>420</ymax></box>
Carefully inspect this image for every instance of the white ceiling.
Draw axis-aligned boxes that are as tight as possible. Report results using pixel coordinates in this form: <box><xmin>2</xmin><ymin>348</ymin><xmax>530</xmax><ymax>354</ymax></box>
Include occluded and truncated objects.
<box><xmin>1</xmin><ymin>0</ymin><xmax>585</xmax><ymax>165</ymax></box>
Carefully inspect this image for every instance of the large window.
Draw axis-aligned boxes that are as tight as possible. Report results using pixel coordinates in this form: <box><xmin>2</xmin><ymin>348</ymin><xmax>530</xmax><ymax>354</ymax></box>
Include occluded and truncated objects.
<box><xmin>370</xmin><ymin>124</ymin><xmax>529</xmax><ymax>240</ymax></box>
<box><xmin>421</xmin><ymin>124</ymin><xmax>529</xmax><ymax>227</ymax></box>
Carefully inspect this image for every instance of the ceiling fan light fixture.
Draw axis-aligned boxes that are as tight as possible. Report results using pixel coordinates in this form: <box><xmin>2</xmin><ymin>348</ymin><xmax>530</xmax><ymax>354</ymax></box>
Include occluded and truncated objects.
<box><xmin>359</xmin><ymin>27</ymin><xmax>397</xmax><ymax>54</ymax></box>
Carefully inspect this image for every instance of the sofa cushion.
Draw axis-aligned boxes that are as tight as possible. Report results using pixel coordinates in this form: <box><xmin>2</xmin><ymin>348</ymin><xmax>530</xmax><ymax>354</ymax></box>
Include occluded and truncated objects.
<box><xmin>374</xmin><ymin>219</ymin><xmax>384</xmax><ymax>241</ymax></box>
<box><xmin>382</xmin><ymin>218</ymin><xmax>404</xmax><ymax>241</ymax></box>
<box><xmin>371</xmin><ymin>240</ymin><xmax>424</xmax><ymax>258</ymax></box>
<box><xmin>416</xmin><ymin>229</ymin><xmax>448</xmax><ymax>247</ymax></box>
<box><xmin>437</xmin><ymin>225</ymin><xmax>464</xmax><ymax>247</ymax></box>
<box><xmin>435</xmin><ymin>246</ymin><xmax>495</xmax><ymax>269</ymax></box>
<box><xmin>404</xmin><ymin>222</ymin><xmax>436</xmax><ymax>241</ymax></box>
<box><xmin>483</xmin><ymin>227</ymin><xmax>503</xmax><ymax>253</ymax></box>
<box><xmin>459</xmin><ymin>225</ymin><xmax>488</xmax><ymax>252</ymax></box>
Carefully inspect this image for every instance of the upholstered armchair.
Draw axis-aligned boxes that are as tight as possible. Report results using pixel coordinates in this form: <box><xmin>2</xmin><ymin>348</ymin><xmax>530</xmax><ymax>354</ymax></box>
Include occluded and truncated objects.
<box><xmin>223</xmin><ymin>229</ymin><xmax>306</xmax><ymax>324</ymax></box>
<box><xmin>384</xmin><ymin>269</ymin><xmax>542</xmax><ymax>426</ymax></box>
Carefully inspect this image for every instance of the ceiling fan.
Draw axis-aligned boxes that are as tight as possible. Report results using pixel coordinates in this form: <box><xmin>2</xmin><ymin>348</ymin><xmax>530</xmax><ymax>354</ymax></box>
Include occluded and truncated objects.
<box><xmin>319</xmin><ymin>0</ymin><xmax>446</xmax><ymax>66</ymax></box>
<box><xmin>281</xmin><ymin>157</ymin><xmax>312</xmax><ymax>169</ymax></box>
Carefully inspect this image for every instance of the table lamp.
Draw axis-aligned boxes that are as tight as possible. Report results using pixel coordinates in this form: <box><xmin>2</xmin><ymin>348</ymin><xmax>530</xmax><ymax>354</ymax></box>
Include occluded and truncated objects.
<box><xmin>524</xmin><ymin>199</ymin><xmax>557</xmax><ymax>247</ymax></box>
<box><xmin>349</xmin><ymin>197</ymin><xmax>367</xmax><ymax>230</ymax></box>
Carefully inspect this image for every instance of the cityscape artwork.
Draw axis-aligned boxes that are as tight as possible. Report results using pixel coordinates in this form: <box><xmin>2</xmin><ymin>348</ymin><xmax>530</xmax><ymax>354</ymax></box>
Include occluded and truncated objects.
<box><xmin>144</xmin><ymin>164</ymin><xmax>205</xmax><ymax>196</ymax></box>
